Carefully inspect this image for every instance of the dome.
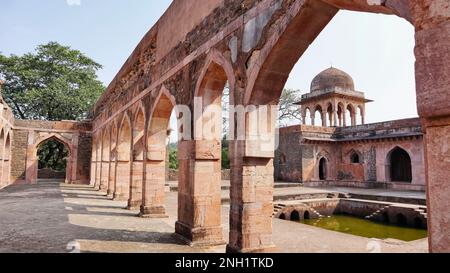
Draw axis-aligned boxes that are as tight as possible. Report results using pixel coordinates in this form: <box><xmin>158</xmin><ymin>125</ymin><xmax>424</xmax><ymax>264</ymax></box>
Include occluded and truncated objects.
<box><xmin>310</xmin><ymin>67</ymin><xmax>355</xmax><ymax>92</ymax></box>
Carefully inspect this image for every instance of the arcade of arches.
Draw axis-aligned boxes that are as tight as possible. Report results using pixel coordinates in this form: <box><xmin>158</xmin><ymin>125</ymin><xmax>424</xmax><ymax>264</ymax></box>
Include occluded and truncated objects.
<box><xmin>0</xmin><ymin>0</ymin><xmax>449</xmax><ymax>253</ymax></box>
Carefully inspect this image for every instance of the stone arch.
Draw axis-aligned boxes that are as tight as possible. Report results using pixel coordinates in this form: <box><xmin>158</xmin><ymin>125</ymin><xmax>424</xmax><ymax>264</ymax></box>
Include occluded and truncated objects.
<box><xmin>346</xmin><ymin>104</ymin><xmax>356</xmax><ymax>126</ymax></box>
<box><xmin>313</xmin><ymin>104</ymin><xmax>323</xmax><ymax>127</ymax></box>
<box><xmin>129</xmin><ymin>103</ymin><xmax>146</xmax><ymax>209</ymax></box>
<box><xmin>176</xmin><ymin>50</ymin><xmax>235</xmax><ymax>246</ymax></box>
<box><xmin>303</xmin><ymin>107</ymin><xmax>312</xmax><ymax>125</ymax></box>
<box><xmin>304</xmin><ymin>211</ymin><xmax>311</xmax><ymax>220</ymax></box>
<box><xmin>27</xmin><ymin>133</ymin><xmax>73</xmax><ymax>185</ymax></box>
<box><xmin>237</xmin><ymin>0</ymin><xmax>416</xmax><ymax>252</ymax></box>
<box><xmin>347</xmin><ymin>149</ymin><xmax>363</xmax><ymax>164</ymax></box>
<box><xmin>99</xmin><ymin>127</ymin><xmax>111</xmax><ymax>191</ymax></box>
<box><xmin>115</xmin><ymin>113</ymin><xmax>132</xmax><ymax>201</ymax></box>
<box><xmin>290</xmin><ymin>210</ymin><xmax>300</xmax><ymax>221</ymax></box>
<box><xmin>140</xmin><ymin>86</ymin><xmax>177</xmax><ymax>218</ymax></box>
<box><xmin>386</xmin><ymin>146</ymin><xmax>412</xmax><ymax>183</ymax></box>
<box><xmin>317</xmin><ymin>150</ymin><xmax>331</xmax><ymax>181</ymax></box>
<box><xmin>243</xmin><ymin>0</ymin><xmax>411</xmax><ymax>106</ymax></box>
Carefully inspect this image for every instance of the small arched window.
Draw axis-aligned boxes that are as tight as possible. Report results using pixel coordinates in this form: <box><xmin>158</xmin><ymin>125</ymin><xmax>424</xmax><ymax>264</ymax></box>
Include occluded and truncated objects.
<box><xmin>351</xmin><ymin>153</ymin><xmax>361</xmax><ymax>164</ymax></box>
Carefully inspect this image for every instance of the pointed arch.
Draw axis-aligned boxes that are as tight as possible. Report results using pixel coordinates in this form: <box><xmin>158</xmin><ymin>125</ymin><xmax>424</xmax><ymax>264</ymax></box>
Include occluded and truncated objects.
<box><xmin>386</xmin><ymin>146</ymin><xmax>412</xmax><ymax>183</ymax></box>
<box><xmin>147</xmin><ymin>86</ymin><xmax>176</xmax><ymax>161</ymax></box>
<box><xmin>108</xmin><ymin>121</ymin><xmax>119</xmax><ymax>196</ymax></box>
<box><xmin>194</xmin><ymin>49</ymin><xmax>236</xmax><ymax>142</ymax></box>
<box><xmin>118</xmin><ymin>113</ymin><xmax>132</xmax><ymax>162</ymax></box>
<box><xmin>133</xmin><ymin>103</ymin><xmax>146</xmax><ymax>161</ymax></box>
<box><xmin>114</xmin><ymin>112</ymin><xmax>132</xmax><ymax>201</ymax></box>
<box><xmin>27</xmin><ymin>133</ymin><xmax>72</xmax><ymax>184</ymax></box>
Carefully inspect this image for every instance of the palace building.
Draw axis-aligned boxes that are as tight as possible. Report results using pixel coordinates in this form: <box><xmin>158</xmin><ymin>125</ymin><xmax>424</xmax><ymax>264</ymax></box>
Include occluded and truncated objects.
<box><xmin>275</xmin><ymin>67</ymin><xmax>425</xmax><ymax>191</ymax></box>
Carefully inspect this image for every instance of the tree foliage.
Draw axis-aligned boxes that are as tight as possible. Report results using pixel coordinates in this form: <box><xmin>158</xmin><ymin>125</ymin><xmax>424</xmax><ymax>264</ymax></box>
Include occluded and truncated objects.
<box><xmin>278</xmin><ymin>88</ymin><xmax>302</xmax><ymax>126</ymax></box>
<box><xmin>0</xmin><ymin>42</ymin><xmax>104</xmax><ymax>120</ymax></box>
<box><xmin>38</xmin><ymin>140</ymin><xmax>69</xmax><ymax>171</ymax></box>
<box><xmin>169</xmin><ymin>148</ymin><xmax>179</xmax><ymax>170</ymax></box>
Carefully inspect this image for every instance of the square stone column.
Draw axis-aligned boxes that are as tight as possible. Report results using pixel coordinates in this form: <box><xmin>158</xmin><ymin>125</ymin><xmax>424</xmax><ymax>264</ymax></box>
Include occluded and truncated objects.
<box><xmin>175</xmin><ymin>140</ymin><xmax>225</xmax><ymax>247</ymax></box>
<box><xmin>128</xmin><ymin>160</ymin><xmax>143</xmax><ymax>210</ymax></box>
<box><xmin>107</xmin><ymin>160</ymin><xmax>116</xmax><ymax>198</ymax></box>
<box><xmin>413</xmin><ymin>6</ymin><xmax>450</xmax><ymax>252</ymax></box>
<box><xmin>140</xmin><ymin>159</ymin><xmax>167</xmax><ymax>218</ymax></box>
<box><xmin>90</xmin><ymin>161</ymin><xmax>96</xmax><ymax>186</ymax></box>
<box><xmin>95</xmin><ymin>162</ymin><xmax>102</xmax><ymax>190</ymax></box>
<box><xmin>226</xmin><ymin>140</ymin><xmax>276</xmax><ymax>253</ymax></box>
<box><xmin>100</xmin><ymin>162</ymin><xmax>109</xmax><ymax>191</ymax></box>
<box><xmin>114</xmin><ymin>161</ymin><xmax>130</xmax><ymax>201</ymax></box>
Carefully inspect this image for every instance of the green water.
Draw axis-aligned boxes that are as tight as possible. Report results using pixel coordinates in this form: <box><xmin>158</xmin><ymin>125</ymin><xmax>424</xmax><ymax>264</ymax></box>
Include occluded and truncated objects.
<box><xmin>301</xmin><ymin>215</ymin><xmax>428</xmax><ymax>242</ymax></box>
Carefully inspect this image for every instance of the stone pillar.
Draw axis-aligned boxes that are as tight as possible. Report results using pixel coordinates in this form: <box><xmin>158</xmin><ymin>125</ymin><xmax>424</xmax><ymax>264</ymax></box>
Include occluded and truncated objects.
<box><xmin>107</xmin><ymin>160</ymin><xmax>116</xmax><ymax>198</ymax></box>
<box><xmin>90</xmin><ymin>161</ymin><xmax>96</xmax><ymax>186</ymax></box>
<box><xmin>342</xmin><ymin>108</ymin><xmax>347</xmax><ymax>127</ymax></box>
<box><xmin>310</xmin><ymin>114</ymin><xmax>315</xmax><ymax>126</ymax></box>
<box><xmin>128</xmin><ymin>160</ymin><xmax>143</xmax><ymax>209</ymax></box>
<box><xmin>100</xmin><ymin>161</ymin><xmax>109</xmax><ymax>192</ymax></box>
<box><xmin>351</xmin><ymin>111</ymin><xmax>356</xmax><ymax>126</ymax></box>
<box><xmin>412</xmin><ymin>1</ymin><xmax>450</xmax><ymax>252</ymax></box>
<box><xmin>301</xmin><ymin>114</ymin><xmax>306</xmax><ymax>125</ymax></box>
<box><xmin>321</xmin><ymin>111</ymin><xmax>327</xmax><ymax>127</ymax></box>
<box><xmin>95</xmin><ymin>163</ymin><xmax>101</xmax><ymax>189</ymax></box>
<box><xmin>333</xmin><ymin>109</ymin><xmax>338</xmax><ymax>127</ymax></box>
<box><xmin>175</xmin><ymin>140</ymin><xmax>225</xmax><ymax>246</ymax></box>
<box><xmin>114</xmin><ymin>160</ymin><xmax>130</xmax><ymax>201</ymax></box>
<box><xmin>141</xmin><ymin>159</ymin><xmax>167</xmax><ymax>217</ymax></box>
<box><xmin>227</xmin><ymin>140</ymin><xmax>276</xmax><ymax>253</ymax></box>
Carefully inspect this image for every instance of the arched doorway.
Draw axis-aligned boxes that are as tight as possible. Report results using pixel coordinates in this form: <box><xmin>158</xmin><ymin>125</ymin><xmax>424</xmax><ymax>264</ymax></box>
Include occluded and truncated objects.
<box><xmin>36</xmin><ymin>137</ymin><xmax>70</xmax><ymax>182</ymax></box>
<box><xmin>388</xmin><ymin>147</ymin><xmax>412</xmax><ymax>183</ymax></box>
<box><xmin>319</xmin><ymin>158</ymin><xmax>327</xmax><ymax>181</ymax></box>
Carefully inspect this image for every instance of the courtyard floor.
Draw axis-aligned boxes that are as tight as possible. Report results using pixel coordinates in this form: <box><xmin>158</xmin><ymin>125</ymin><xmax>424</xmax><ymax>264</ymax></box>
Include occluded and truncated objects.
<box><xmin>0</xmin><ymin>181</ymin><xmax>428</xmax><ymax>253</ymax></box>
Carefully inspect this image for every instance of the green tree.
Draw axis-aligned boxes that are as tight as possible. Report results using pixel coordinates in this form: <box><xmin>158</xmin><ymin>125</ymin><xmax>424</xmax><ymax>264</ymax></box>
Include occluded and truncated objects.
<box><xmin>0</xmin><ymin>42</ymin><xmax>104</xmax><ymax>120</ymax></box>
<box><xmin>278</xmin><ymin>88</ymin><xmax>302</xmax><ymax>126</ymax></box>
<box><xmin>169</xmin><ymin>149</ymin><xmax>179</xmax><ymax>170</ymax></box>
<box><xmin>38</xmin><ymin>140</ymin><xmax>69</xmax><ymax>171</ymax></box>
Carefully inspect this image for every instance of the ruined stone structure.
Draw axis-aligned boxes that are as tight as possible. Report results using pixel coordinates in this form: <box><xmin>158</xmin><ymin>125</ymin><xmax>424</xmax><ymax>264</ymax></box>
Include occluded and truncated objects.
<box><xmin>275</xmin><ymin>68</ymin><xmax>426</xmax><ymax>192</ymax></box>
<box><xmin>0</xmin><ymin>81</ymin><xmax>92</xmax><ymax>187</ymax></box>
<box><xmin>1</xmin><ymin>0</ymin><xmax>449</xmax><ymax>253</ymax></box>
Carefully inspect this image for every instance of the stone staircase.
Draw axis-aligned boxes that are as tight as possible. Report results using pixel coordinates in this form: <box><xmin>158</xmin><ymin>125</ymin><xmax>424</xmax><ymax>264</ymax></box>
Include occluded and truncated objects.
<box><xmin>365</xmin><ymin>205</ymin><xmax>391</xmax><ymax>220</ymax></box>
<box><xmin>309</xmin><ymin>207</ymin><xmax>324</xmax><ymax>218</ymax></box>
<box><xmin>415</xmin><ymin>207</ymin><xmax>428</xmax><ymax>219</ymax></box>
<box><xmin>273</xmin><ymin>203</ymin><xmax>286</xmax><ymax>216</ymax></box>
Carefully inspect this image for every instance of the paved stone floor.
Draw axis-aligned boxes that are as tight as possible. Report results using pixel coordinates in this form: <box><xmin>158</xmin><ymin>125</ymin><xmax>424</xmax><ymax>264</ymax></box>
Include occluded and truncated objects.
<box><xmin>0</xmin><ymin>181</ymin><xmax>428</xmax><ymax>253</ymax></box>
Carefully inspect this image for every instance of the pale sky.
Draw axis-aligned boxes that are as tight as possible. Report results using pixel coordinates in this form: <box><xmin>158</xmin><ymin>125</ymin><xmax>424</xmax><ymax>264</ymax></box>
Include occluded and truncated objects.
<box><xmin>0</xmin><ymin>1</ymin><xmax>417</xmax><ymax>136</ymax></box>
